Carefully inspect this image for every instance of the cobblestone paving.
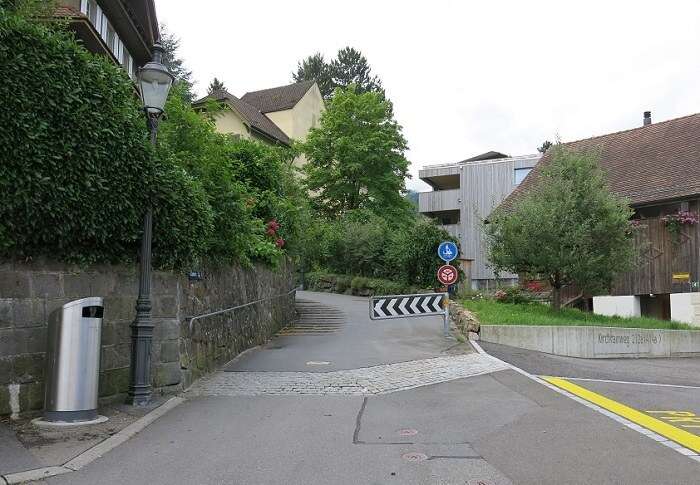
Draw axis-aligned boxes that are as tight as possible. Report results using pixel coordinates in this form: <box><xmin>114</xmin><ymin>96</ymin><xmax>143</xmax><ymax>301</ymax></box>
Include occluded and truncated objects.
<box><xmin>187</xmin><ymin>353</ymin><xmax>509</xmax><ymax>397</ymax></box>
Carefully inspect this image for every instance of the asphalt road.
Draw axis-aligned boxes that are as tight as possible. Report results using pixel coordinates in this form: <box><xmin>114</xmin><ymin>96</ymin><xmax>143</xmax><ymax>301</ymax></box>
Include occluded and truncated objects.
<box><xmin>42</xmin><ymin>293</ymin><xmax>700</xmax><ymax>484</ymax></box>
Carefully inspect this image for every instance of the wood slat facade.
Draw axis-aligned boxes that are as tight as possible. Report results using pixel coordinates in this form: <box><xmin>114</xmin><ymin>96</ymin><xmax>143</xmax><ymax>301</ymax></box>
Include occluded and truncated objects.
<box><xmin>612</xmin><ymin>199</ymin><xmax>700</xmax><ymax>296</ymax></box>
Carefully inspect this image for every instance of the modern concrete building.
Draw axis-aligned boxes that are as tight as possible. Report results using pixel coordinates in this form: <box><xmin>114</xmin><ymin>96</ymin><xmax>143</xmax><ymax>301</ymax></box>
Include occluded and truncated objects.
<box><xmin>193</xmin><ymin>80</ymin><xmax>325</xmax><ymax>168</ymax></box>
<box><xmin>418</xmin><ymin>151</ymin><xmax>541</xmax><ymax>289</ymax></box>
<box><xmin>54</xmin><ymin>0</ymin><xmax>160</xmax><ymax>79</ymax></box>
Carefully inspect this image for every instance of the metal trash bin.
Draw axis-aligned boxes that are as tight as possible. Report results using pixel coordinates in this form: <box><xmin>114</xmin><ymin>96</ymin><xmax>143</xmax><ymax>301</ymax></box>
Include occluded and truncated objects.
<box><xmin>43</xmin><ymin>297</ymin><xmax>104</xmax><ymax>423</ymax></box>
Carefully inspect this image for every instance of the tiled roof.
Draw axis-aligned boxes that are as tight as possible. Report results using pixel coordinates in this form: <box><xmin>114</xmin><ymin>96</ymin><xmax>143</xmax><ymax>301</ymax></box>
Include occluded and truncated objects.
<box><xmin>194</xmin><ymin>90</ymin><xmax>291</xmax><ymax>146</ymax></box>
<box><xmin>240</xmin><ymin>80</ymin><xmax>315</xmax><ymax>113</ymax></box>
<box><xmin>501</xmin><ymin>113</ymin><xmax>700</xmax><ymax>210</ymax></box>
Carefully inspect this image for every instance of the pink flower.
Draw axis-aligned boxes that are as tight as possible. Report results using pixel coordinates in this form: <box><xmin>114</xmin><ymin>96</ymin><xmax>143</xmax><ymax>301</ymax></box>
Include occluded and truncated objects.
<box><xmin>275</xmin><ymin>238</ymin><xmax>285</xmax><ymax>248</ymax></box>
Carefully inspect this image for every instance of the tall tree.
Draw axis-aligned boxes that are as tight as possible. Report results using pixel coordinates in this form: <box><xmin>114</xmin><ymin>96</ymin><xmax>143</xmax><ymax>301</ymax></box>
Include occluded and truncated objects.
<box><xmin>538</xmin><ymin>140</ymin><xmax>553</xmax><ymax>153</ymax></box>
<box><xmin>292</xmin><ymin>47</ymin><xmax>384</xmax><ymax>100</ymax></box>
<box><xmin>207</xmin><ymin>77</ymin><xmax>226</xmax><ymax>94</ymax></box>
<box><xmin>293</xmin><ymin>52</ymin><xmax>334</xmax><ymax>99</ymax></box>
<box><xmin>330</xmin><ymin>47</ymin><xmax>383</xmax><ymax>96</ymax></box>
<box><xmin>300</xmin><ymin>87</ymin><xmax>409</xmax><ymax>218</ymax></box>
<box><xmin>485</xmin><ymin>146</ymin><xmax>636</xmax><ymax>311</ymax></box>
<box><xmin>159</xmin><ymin>24</ymin><xmax>193</xmax><ymax>101</ymax></box>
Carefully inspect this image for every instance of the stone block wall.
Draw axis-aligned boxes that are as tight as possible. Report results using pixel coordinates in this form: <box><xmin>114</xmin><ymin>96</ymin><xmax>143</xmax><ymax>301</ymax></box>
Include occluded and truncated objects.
<box><xmin>0</xmin><ymin>260</ymin><xmax>295</xmax><ymax>416</ymax></box>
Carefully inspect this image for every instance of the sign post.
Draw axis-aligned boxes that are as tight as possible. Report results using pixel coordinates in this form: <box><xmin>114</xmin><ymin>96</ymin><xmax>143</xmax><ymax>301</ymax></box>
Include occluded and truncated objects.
<box><xmin>436</xmin><ymin>241</ymin><xmax>459</xmax><ymax>337</ymax></box>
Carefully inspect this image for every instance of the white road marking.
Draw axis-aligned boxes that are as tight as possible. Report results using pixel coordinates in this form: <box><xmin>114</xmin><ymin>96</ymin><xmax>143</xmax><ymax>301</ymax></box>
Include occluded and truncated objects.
<box><xmin>556</xmin><ymin>376</ymin><xmax>700</xmax><ymax>390</ymax></box>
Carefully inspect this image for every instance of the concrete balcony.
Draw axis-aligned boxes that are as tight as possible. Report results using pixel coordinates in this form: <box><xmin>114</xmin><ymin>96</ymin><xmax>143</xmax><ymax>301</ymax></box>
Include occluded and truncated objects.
<box><xmin>418</xmin><ymin>189</ymin><xmax>461</xmax><ymax>213</ymax></box>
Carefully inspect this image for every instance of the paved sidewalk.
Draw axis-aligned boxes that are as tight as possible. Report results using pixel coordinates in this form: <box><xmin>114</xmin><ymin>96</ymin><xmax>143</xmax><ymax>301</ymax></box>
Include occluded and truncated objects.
<box><xmin>188</xmin><ymin>353</ymin><xmax>509</xmax><ymax>396</ymax></box>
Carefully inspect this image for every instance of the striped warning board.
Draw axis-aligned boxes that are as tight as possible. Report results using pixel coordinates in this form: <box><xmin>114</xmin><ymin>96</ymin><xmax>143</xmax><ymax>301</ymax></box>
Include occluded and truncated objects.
<box><xmin>369</xmin><ymin>293</ymin><xmax>447</xmax><ymax>320</ymax></box>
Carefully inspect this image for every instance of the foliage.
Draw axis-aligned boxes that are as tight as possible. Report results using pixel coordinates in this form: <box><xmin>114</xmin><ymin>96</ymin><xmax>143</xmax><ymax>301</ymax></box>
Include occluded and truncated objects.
<box><xmin>661</xmin><ymin>210</ymin><xmax>698</xmax><ymax>244</ymax></box>
<box><xmin>305</xmin><ymin>271</ymin><xmax>414</xmax><ymax>296</ymax></box>
<box><xmin>208</xmin><ymin>77</ymin><xmax>226</xmax><ymax>94</ymax></box>
<box><xmin>293</xmin><ymin>47</ymin><xmax>384</xmax><ymax>100</ymax></box>
<box><xmin>300</xmin><ymin>213</ymin><xmax>456</xmax><ymax>289</ymax></box>
<box><xmin>485</xmin><ymin>146</ymin><xmax>635</xmax><ymax>310</ymax></box>
<box><xmin>301</xmin><ymin>88</ymin><xmax>410</xmax><ymax>218</ymax></box>
<box><xmin>461</xmin><ymin>299</ymin><xmax>692</xmax><ymax>330</ymax></box>
<box><xmin>0</xmin><ymin>10</ymin><xmax>211</xmax><ymax>267</ymax></box>
<box><xmin>159</xmin><ymin>23</ymin><xmax>194</xmax><ymax>101</ymax></box>
<box><xmin>157</xmin><ymin>83</ymin><xmax>310</xmax><ymax>266</ymax></box>
<box><xmin>537</xmin><ymin>140</ymin><xmax>553</xmax><ymax>154</ymax></box>
<box><xmin>493</xmin><ymin>286</ymin><xmax>534</xmax><ymax>305</ymax></box>
<box><xmin>292</xmin><ymin>52</ymin><xmax>334</xmax><ymax>100</ymax></box>
<box><xmin>385</xmin><ymin>217</ymin><xmax>459</xmax><ymax>287</ymax></box>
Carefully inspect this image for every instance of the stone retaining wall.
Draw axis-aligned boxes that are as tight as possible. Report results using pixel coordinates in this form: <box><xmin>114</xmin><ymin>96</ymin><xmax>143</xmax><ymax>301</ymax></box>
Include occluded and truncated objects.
<box><xmin>0</xmin><ymin>260</ymin><xmax>295</xmax><ymax>416</ymax></box>
<box><xmin>480</xmin><ymin>325</ymin><xmax>700</xmax><ymax>358</ymax></box>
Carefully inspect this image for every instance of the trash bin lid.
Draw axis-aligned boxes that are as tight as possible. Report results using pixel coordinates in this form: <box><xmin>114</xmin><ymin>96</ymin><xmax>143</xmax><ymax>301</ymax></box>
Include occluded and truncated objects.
<box><xmin>62</xmin><ymin>297</ymin><xmax>104</xmax><ymax>311</ymax></box>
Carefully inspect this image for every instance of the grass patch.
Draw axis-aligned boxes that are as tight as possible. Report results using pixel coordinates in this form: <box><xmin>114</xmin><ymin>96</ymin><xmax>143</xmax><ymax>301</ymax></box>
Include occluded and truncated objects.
<box><xmin>461</xmin><ymin>298</ymin><xmax>694</xmax><ymax>330</ymax></box>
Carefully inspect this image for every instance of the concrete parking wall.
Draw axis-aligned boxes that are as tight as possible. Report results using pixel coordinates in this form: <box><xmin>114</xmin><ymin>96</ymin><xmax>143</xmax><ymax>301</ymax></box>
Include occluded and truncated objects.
<box><xmin>0</xmin><ymin>260</ymin><xmax>295</xmax><ymax>416</ymax></box>
<box><xmin>481</xmin><ymin>325</ymin><xmax>700</xmax><ymax>358</ymax></box>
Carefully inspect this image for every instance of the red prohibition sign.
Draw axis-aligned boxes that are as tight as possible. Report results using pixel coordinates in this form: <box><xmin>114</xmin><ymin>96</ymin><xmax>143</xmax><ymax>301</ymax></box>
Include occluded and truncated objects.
<box><xmin>437</xmin><ymin>265</ymin><xmax>458</xmax><ymax>285</ymax></box>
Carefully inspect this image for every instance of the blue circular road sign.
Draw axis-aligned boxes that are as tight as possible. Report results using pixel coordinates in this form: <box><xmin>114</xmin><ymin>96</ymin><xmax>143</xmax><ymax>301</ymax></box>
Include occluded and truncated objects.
<box><xmin>437</xmin><ymin>241</ymin><xmax>458</xmax><ymax>262</ymax></box>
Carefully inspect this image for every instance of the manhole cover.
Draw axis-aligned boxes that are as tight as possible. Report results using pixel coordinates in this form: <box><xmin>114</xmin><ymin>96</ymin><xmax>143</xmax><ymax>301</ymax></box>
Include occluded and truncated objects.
<box><xmin>402</xmin><ymin>452</ymin><xmax>428</xmax><ymax>462</ymax></box>
<box><xmin>467</xmin><ymin>480</ymin><xmax>495</xmax><ymax>485</ymax></box>
<box><xmin>397</xmin><ymin>428</ymin><xmax>418</xmax><ymax>436</ymax></box>
<box><xmin>306</xmin><ymin>361</ymin><xmax>331</xmax><ymax>366</ymax></box>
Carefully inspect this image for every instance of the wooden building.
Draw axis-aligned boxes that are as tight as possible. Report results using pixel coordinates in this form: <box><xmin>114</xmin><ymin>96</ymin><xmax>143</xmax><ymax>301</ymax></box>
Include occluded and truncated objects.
<box><xmin>503</xmin><ymin>112</ymin><xmax>700</xmax><ymax>322</ymax></box>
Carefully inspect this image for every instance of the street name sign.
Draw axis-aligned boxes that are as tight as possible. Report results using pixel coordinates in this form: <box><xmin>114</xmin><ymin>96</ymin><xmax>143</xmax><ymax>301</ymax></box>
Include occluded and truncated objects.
<box><xmin>369</xmin><ymin>292</ymin><xmax>450</xmax><ymax>337</ymax></box>
<box><xmin>437</xmin><ymin>241</ymin><xmax>458</xmax><ymax>262</ymax></box>
<box><xmin>437</xmin><ymin>265</ymin><xmax>459</xmax><ymax>286</ymax></box>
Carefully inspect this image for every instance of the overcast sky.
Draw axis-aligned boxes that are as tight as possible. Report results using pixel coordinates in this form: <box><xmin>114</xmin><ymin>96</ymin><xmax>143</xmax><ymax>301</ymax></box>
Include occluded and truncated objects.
<box><xmin>155</xmin><ymin>0</ymin><xmax>700</xmax><ymax>191</ymax></box>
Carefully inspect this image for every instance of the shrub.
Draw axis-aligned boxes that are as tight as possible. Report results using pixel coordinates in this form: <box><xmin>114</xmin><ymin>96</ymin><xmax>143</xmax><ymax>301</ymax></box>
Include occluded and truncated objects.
<box><xmin>493</xmin><ymin>286</ymin><xmax>534</xmax><ymax>305</ymax></box>
<box><xmin>0</xmin><ymin>12</ymin><xmax>210</xmax><ymax>267</ymax></box>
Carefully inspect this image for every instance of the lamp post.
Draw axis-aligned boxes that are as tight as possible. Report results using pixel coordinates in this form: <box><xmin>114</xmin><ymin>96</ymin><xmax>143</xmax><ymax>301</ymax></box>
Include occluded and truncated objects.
<box><xmin>128</xmin><ymin>43</ymin><xmax>173</xmax><ymax>406</ymax></box>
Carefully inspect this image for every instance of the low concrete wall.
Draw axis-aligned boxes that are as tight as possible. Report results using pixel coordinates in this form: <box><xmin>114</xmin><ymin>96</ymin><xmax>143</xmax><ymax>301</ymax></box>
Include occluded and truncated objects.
<box><xmin>592</xmin><ymin>295</ymin><xmax>641</xmax><ymax>318</ymax></box>
<box><xmin>670</xmin><ymin>293</ymin><xmax>700</xmax><ymax>326</ymax></box>
<box><xmin>0</xmin><ymin>260</ymin><xmax>295</xmax><ymax>416</ymax></box>
<box><xmin>480</xmin><ymin>325</ymin><xmax>700</xmax><ymax>358</ymax></box>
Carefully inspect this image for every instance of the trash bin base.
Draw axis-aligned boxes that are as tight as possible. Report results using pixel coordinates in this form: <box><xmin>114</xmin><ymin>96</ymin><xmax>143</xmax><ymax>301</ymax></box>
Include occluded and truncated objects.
<box><xmin>32</xmin><ymin>414</ymin><xmax>108</xmax><ymax>429</ymax></box>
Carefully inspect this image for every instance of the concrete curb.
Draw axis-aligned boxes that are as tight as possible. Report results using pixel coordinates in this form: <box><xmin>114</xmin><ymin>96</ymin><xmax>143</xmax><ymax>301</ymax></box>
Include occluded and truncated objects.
<box><xmin>1</xmin><ymin>397</ymin><xmax>184</xmax><ymax>484</ymax></box>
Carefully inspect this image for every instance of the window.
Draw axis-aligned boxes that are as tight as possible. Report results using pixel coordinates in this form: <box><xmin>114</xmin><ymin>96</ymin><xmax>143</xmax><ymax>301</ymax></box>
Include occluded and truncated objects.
<box><xmin>514</xmin><ymin>167</ymin><xmax>532</xmax><ymax>185</ymax></box>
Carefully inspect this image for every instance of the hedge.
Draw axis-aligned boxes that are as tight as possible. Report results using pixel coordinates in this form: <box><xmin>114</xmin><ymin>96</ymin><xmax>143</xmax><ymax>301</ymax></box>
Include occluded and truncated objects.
<box><xmin>0</xmin><ymin>11</ymin><xmax>211</xmax><ymax>267</ymax></box>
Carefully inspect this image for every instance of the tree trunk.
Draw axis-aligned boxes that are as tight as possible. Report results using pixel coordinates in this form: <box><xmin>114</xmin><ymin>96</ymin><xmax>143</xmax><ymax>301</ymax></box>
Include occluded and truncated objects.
<box><xmin>551</xmin><ymin>285</ymin><xmax>562</xmax><ymax>311</ymax></box>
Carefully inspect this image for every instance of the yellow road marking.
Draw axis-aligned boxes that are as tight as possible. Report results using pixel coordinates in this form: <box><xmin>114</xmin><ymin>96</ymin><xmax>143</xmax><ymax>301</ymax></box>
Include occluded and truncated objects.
<box><xmin>543</xmin><ymin>376</ymin><xmax>700</xmax><ymax>453</ymax></box>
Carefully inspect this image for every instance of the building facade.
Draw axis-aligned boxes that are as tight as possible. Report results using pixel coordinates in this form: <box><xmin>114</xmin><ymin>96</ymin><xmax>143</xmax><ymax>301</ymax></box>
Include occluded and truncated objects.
<box><xmin>194</xmin><ymin>80</ymin><xmax>325</xmax><ymax>167</ymax></box>
<box><xmin>419</xmin><ymin>151</ymin><xmax>541</xmax><ymax>289</ymax></box>
<box><xmin>502</xmin><ymin>112</ymin><xmax>700</xmax><ymax>324</ymax></box>
<box><xmin>54</xmin><ymin>0</ymin><xmax>159</xmax><ymax>78</ymax></box>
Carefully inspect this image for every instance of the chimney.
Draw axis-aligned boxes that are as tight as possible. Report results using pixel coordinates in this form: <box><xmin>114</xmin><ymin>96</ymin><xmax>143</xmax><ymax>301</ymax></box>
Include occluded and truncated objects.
<box><xmin>643</xmin><ymin>111</ymin><xmax>652</xmax><ymax>126</ymax></box>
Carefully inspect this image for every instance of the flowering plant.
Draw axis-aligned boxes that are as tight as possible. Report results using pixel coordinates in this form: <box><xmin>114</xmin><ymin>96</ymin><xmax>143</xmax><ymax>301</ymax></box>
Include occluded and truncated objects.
<box><xmin>661</xmin><ymin>211</ymin><xmax>698</xmax><ymax>243</ymax></box>
<box><xmin>265</xmin><ymin>219</ymin><xmax>285</xmax><ymax>248</ymax></box>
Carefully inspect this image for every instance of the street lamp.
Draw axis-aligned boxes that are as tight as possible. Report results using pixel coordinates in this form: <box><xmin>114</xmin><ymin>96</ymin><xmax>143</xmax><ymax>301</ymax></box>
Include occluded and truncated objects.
<box><xmin>128</xmin><ymin>43</ymin><xmax>173</xmax><ymax>406</ymax></box>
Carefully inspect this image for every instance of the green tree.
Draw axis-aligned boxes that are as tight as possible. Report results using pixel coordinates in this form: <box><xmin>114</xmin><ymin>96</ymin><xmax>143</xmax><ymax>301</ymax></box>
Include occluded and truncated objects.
<box><xmin>538</xmin><ymin>140</ymin><xmax>553</xmax><ymax>153</ymax></box>
<box><xmin>292</xmin><ymin>47</ymin><xmax>384</xmax><ymax>100</ymax></box>
<box><xmin>207</xmin><ymin>77</ymin><xmax>226</xmax><ymax>94</ymax></box>
<box><xmin>300</xmin><ymin>87</ymin><xmax>410</xmax><ymax>218</ymax></box>
<box><xmin>331</xmin><ymin>47</ymin><xmax>383</xmax><ymax>96</ymax></box>
<box><xmin>160</xmin><ymin>23</ymin><xmax>194</xmax><ymax>101</ymax></box>
<box><xmin>485</xmin><ymin>146</ymin><xmax>636</xmax><ymax>310</ymax></box>
<box><xmin>292</xmin><ymin>52</ymin><xmax>334</xmax><ymax>99</ymax></box>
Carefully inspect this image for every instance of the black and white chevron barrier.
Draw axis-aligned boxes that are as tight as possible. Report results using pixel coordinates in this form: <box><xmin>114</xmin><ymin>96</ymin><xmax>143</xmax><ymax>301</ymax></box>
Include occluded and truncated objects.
<box><xmin>369</xmin><ymin>293</ymin><xmax>447</xmax><ymax>320</ymax></box>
